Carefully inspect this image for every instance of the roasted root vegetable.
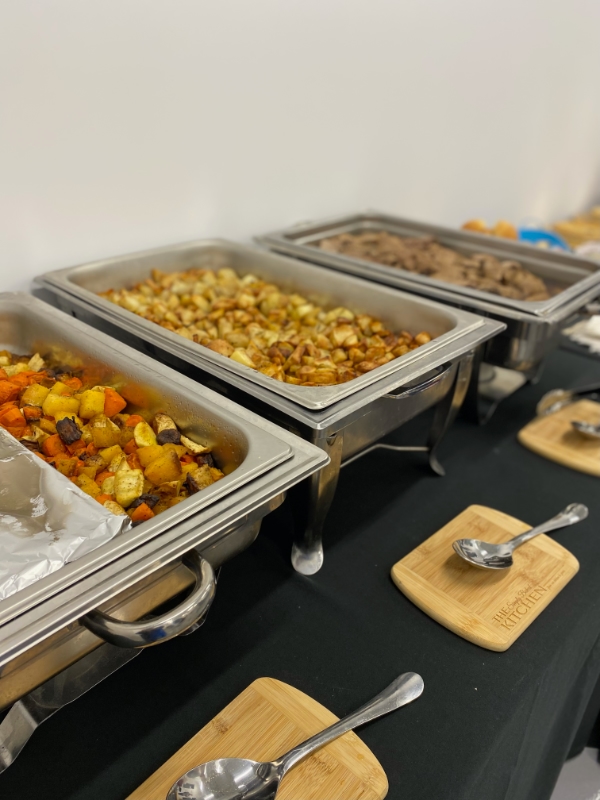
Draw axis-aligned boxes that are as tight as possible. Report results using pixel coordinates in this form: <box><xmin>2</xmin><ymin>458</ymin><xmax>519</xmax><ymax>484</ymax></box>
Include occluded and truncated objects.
<box><xmin>1</xmin><ymin>351</ymin><xmax>226</xmax><ymax>519</ymax></box>
<box><xmin>100</xmin><ymin>266</ymin><xmax>434</xmax><ymax>387</ymax></box>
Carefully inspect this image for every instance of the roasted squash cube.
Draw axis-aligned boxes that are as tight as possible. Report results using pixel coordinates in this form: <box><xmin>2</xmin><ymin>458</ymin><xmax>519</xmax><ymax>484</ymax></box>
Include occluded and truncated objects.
<box><xmin>42</xmin><ymin>393</ymin><xmax>80</xmax><ymax>419</ymax></box>
<box><xmin>75</xmin><ymin>473</ymin><xmax>101</xmax><ymax>498</ymax></box>
<box><xmin>144</xmin><ymin>450</ymin><xmax>182</xmax><ymax>485</ymax></box>
<box><xmin>20</xmin><ymin>383</ymin><xmax>50</xmax><ymax>408</ymax></box>
<box><xmin>79</xmin><ymin>390</ymin><xmax>106</xmax><ymax>419</ymax></box>
<box><xmin>99</xmin><ymin>444</ymin><xmax>123</xmax><ymax>465</ymax></box>
<box><xmin>55</xmin><ymin>456</ymin><xmax>79</xmax><ymax>477</ymax></box>
<box><xmin>137</xmin><ymin>444</ymin><xmax>164</xmax><ymax>468</ymax></box>
<box><xmin>48</xmin><ymin>381</ymin><xmax>72</xmax><ymax>396</ymax></box>
<box><xmin>90</xmin><ymin>415</ymin><xmax>121</xmax><ymax>448</ymax></box>
<box><xmin>162</xmin><ymin>443</ymin><xmax>188</xmax><ymax>458</ymax></box>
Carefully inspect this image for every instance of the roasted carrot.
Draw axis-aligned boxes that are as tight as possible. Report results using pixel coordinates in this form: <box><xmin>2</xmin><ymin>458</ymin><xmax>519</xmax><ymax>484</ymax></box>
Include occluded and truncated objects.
<box><xmin>8</xmin><ymin>373</ymin><xmax>35</xmax><ymax>389</ymax></box>
<box><xmin>126</xmin><ymin>452</ymin><xmax>142</xmax><ymax>471</ymax></box>
<box><xmin>0</xmin><ymin>382</ymin><xmax>19</xmax><ymax>404</ymax></box>
<box><xmin>0</xmin><ymin>369</ymin><xmax>8</xmax><ymax>380</ymax></box>
<box><xmin>62</xmin><ymin>376</ymin><xmax>82</xmax><ymax>391</ymax></box>
<box><xmin>23</xmin><ymin>406</ymin><xmax>42</xmax><ymax>422</ymax></box>
<box><xmin>4</xmin><ymin>425</ymin><xmax>32</xmax><ymax>437</ymax></box>
<box><xmin>130</xmin><ymin>502</ymin><xmax>155</xmax><ymax>523</ymax></box>
<box><xmin>95</xmin><ymin>494</ymin><xmax>113</xmax><ymax>505</ymax></box>
<box><xmin>180</xmin><ymin>454</ymin><xmax>194</xmax><ymax>464</ymax></box>
<box><xmin>86</xmin><ymin>442</ymin><xmax>98</xmax><ymax>456</ymax></box>
<box><xmin>0</xmin><ymin>407</ymin><xmax>26</xmax><ymax>427</ymax></box>
<box><xmin>42</xmin><ymin>434</ymin><xmax>66</xmax><ymax>457</ymax></box>
<box><xmin>32</xmin><ymin>451</ymin><xmax>48</xmax><ymax>461</ymax></box>
<box><xmin>103</xmin><ymin>387</ymin><xmax>127</xmax><ymax>417</ymax></box>
<box><xmin>95</xmin><ymin>469</ymin><xmax>114</xmax><ymax>486</ymax></box>
<box><xmin>125</xmin><ymin>414</ymin><xmax>145</xmax><ymax>428</ymax></box>
<box><xmin>123</xmin><ymin>438</ymin><xmax>138</xmax><ymax>455</ymax></box>
<box><xmin>65</xmin><ymin>439</ymin><xmax>86</xmax><ymax>456</ymax></box>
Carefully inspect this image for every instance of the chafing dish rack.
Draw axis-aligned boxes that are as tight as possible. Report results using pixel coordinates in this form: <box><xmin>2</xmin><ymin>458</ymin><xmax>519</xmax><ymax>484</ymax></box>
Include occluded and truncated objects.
<box><xmin>0</xmin><ymin>293</ymin><xmax>328</xmax><ymax>770</ymax></box>
<box><xmin>36</xmin><ymin>240</ymin><xmax>504</xmax><ymax>576</ymax></box>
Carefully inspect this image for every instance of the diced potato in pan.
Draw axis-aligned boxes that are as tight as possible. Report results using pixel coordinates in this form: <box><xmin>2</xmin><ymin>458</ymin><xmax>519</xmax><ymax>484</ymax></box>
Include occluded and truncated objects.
<box><xmin>114</xmin><ymin>469</ymin><xmax>144</xmax><ymax>508</ymax></box>
<box><xmin>133</xmin><ymin>420</ymin><xmax>157</xmax><ymax>448</ymax></box>
<box><xmin>99</xmin><ymin>266</ymin><xmax>434</xmax><ymax>387</ymax></box>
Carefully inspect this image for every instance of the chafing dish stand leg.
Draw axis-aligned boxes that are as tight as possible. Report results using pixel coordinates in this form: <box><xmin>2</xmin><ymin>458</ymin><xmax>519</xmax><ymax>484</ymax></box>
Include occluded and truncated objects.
<box><xmin>342</xmin><ymin>355</ymin><xmax>474</xmax><ymax>477</ymax></box>
<box><xmin>426</xmin><ymin>351</ymin><xmax>474</xmax><ymax>476</ymax></box>
<box><xmin>0</xmin><ymin>644</ymin><xmax>140</xmax><ymax>773</ymax></box>
<box><xmin>463</xmin><ymin>346</ymin><xmax>536</xmax><ymax>425</ymax></box>
<box><xmin>290</xmin><ymin>433</ymin><xmax>345</xmax><ymax>576</ymax></box>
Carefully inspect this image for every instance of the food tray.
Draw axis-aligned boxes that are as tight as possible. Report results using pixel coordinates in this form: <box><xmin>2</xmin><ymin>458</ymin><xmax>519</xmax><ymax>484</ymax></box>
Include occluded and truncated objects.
<box><xmin>36</xmin><ymin>239</ymin><xmax>492</xmax><ymax>411</ymax></box>
<box><xmin>258</xmin><ymin>210</ymin><xmax>600</xmax><ymax>318</ymax></box>
<box><xmin>0</xmin><ymin>293</ymin><xmax>329</xmax><ymax>672</ymax></box>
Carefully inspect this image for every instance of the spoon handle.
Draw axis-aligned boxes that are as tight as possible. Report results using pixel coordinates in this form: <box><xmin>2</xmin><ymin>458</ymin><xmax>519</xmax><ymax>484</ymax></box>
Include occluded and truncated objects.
<box><xmin>508</xmin><ymin>503</ymin><xmax>588</xmax><ymax>551</ymax></box>
<box><xmin>274</xmin><ymin>672</ymin><xmax>423</xmax><ymax>777</ymax></box>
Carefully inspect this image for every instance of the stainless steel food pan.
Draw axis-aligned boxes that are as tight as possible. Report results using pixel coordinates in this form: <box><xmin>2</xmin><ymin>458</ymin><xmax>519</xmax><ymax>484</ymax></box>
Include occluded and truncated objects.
<box><xmin>37</xmin><ymin>278</ymin><xmax>502</xmax><ymax>576</ymax></box>
<box><xmin>37</xmin><ymin>239</ymin><xmax>491</xmax><ymax>411</ymax></box>
<box><xmin>0</xmin><ymin>294</ymin><xmax>328</xmax><ymax>676</ymax></box>
<box><xmin>0</xmin><ymin>293</ymin><xmax>292</xmax><ymax>624</ymax></box>
<box><xmin>258</xmin><ymin>210</ymin><xmax>600</xmax><ymax>317</ymax></box>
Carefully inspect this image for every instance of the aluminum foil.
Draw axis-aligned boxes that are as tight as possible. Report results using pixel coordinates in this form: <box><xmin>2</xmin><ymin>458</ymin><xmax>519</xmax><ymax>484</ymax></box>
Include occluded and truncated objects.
<box><xmin>0</xmin><ymin>429</ymin><xmax>130</xmax><ymax>600</ymax></box>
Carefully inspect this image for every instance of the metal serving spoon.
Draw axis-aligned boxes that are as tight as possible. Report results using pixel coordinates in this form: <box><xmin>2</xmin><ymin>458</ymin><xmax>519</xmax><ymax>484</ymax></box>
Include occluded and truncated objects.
<box><xmin>537</xmin><ymin>383</ymin><xmax>600</xmax><ymax>417</ymax></box>
<box><xmin>166</xmin><ymin>672</ymin><xmax>424</xmax><ymax>800</ymax></box>
<box><xmin>452</xmin><ymin>503</ymin><xmax>588</xmax><ymax>570</ymax></box>
<box><xmin>571</xmin><ymin>420</ymin><xmax>600</xmax><ymax>440</ymax></box>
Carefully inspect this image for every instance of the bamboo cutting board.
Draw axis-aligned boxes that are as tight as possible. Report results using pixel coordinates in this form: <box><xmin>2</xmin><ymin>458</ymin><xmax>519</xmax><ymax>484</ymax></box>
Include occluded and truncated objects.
<box><xmin>518</xmin><ymin>399</ymin><xmax>600</xmax><ymax>476</ymax></box>
<box><xmin>391</xmin><ymin>505</ymin><xmax>579</xmax><ymax>652</ymax></box>
<box><xmin>127</xmin><ymin>678</ymin><xmax>388</xmax><ymax>800</ymax></box>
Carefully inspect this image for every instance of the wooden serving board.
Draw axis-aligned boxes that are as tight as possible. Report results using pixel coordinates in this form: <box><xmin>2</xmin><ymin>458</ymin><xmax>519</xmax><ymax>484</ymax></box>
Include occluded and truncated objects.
<box><xmin>391</xmin><ymin>505</ymin><xmax>579</xmax><ymax>652</ymax></box>
<box><xmin>127</xmin><ymin>677</ymin><xmax>388</xmax><ymax>800</ymax></box>
<box><xmin>518</xmin><ymin>399</ymin><xmax>600</xmax><ymax>476</ymax></box>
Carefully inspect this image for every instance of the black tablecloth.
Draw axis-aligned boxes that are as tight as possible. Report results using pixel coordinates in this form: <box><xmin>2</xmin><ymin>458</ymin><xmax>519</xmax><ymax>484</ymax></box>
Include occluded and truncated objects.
<box><xmin>4</xmin><ymin>347</ymin><xmax>600</xmax><ymax>800</ymax></box>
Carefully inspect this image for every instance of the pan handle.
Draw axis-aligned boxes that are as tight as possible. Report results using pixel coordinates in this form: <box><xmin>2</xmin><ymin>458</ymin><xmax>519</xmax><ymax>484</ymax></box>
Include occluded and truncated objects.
<box><xmin>384</xmin><ymin>362</ymin><xmax>453</xmax><ymax>400</ymax></box>
<box><xmin>81</xmin><ymin>550</ymin><xmax>216</xmax><ymax>648</ymax></box>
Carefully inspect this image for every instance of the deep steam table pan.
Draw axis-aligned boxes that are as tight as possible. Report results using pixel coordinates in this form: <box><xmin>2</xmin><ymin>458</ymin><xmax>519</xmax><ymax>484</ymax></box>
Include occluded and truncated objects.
<box><xmin>0</xmin><ymin>293</ymin><xmax>328</xmax><ymax>770</ymax></box>
<box><xmin>36</xmin><ymin>240</ymin><xmax>504</xmax><ymax>575</ymax></box>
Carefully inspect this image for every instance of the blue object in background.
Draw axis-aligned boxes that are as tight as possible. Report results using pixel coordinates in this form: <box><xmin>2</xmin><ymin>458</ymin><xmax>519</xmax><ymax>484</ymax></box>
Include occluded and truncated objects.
<box><xmin>518</xmin><ymin>227</ymin><xmax>571</xmax><ymax>251</ymax></box>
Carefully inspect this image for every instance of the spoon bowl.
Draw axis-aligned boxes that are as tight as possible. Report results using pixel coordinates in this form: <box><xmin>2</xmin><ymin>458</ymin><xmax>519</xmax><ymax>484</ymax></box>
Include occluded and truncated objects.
<box><xmin>452</xmin><ymin>503</ymin><xmax>588</xmax><ymax>571</ymax></box>
<box><xmin>167</xmin><ymin>758</ymin><xmax>280</xmax><ymax>800</ymax></box>
<box><xmin>571</xmin><ymin>420</ymin><xmax>600</xmax><ymax>440</ymax></box>
<box><xmin>452</xmin><ymin>539</ymin><xmax>515</xmax><ymax>570</ymax></box>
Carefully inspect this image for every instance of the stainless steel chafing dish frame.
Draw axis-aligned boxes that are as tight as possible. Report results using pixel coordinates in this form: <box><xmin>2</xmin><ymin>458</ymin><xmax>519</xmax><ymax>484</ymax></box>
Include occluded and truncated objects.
<box><xmin>38</xmin><ymin>239</ymin><xmax>489</xmax><ymax>411</ymax></box>
<box><xmin>36</xmin><ymin>241</ymin><xmax>504</xmax><ymax>576</ymax></box>
<box><xmin>0</xmin><ymin>294</ymin><xmax>328</xmax><ymax>718</ymax></box>
<box><xmin>257</xmin><ymin>212</ymin><xmax>600</xmax><ymax>420</ymax></box>
<box><xmin>257</xmin><ymin>210</ymin><xmax>600</xmax><ymax>317</ymax></box>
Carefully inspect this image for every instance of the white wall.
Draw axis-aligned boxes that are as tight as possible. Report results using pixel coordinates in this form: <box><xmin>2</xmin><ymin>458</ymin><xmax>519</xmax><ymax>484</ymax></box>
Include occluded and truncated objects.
<box><xmin>1</xmin><ymin>0</ymin><xmax>600</xmax><ymax>292</ymax></box>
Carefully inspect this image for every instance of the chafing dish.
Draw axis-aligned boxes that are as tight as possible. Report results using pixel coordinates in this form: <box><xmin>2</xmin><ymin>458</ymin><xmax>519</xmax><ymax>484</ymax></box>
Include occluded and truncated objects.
<box><xmin>36</xmin><ymin>240</ymin><xmax>504</xmax><ymax>575</ymax></box>
<box><xmin>258</xmin><ymin>212</ymin><xmax>600</xmax><ymax>418</ymax></box>
<box><xmin>0</xmin><ymin>294</ymin><xmax>327</xmax><ymax>762</ymax></box>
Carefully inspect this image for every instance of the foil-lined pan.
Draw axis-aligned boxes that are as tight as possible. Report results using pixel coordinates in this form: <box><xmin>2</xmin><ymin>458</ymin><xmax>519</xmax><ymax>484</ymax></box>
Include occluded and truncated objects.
<box><xmin>0</xmin><ymin>429</ymin><xmax>129</xmax><ymax>600</ymax></box>
<box><xmin>0</xmin><ymin>293</ymin><xmax>328</xmax><ymax>696</ymax></box>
